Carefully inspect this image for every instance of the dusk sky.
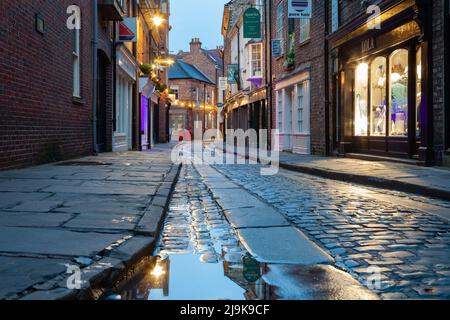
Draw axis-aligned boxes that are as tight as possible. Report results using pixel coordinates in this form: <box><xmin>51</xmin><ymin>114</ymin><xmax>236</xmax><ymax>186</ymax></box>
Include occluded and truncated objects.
<box><xmin>169</xmin><ymin>0</ymin><xmax>227</xmax><ymax>53</ymax></box>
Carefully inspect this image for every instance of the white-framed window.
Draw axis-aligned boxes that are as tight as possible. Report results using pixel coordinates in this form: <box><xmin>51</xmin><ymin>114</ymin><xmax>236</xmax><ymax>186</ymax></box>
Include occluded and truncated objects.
<box><xmin>250</xmin><ymin>43</ymin><xmax>262</xmax><ymax>77</ymax></box>
<box><xmin>276</xmin><ymin>90</ymin><xmax>283</xmax><ymax>131</ymax></box>
<box><xmin>276</xmin><ymin>2</ymin><xmax>284</xmax><ymax>54</ymax></box>
<box><xmin>299</xmin><ymin>18</ymin><xmax>310</xmax><ymax>44</ymax></box>
<box><xmin>172</xmin><ymin>88</ymin><xmax>179</xmax><ymax>100</ymax></box>
<box><xmin>295</xmin><ymin>80</ymin><xmax>310</xmax><ymax>133</ymax></box>
<box><xmin>72</xmin><ymin>28</ymin><xmax>81</xmax><ymax>98</ymax></box>
<box><xmin>331</xmin><ymin>0</ymin><xmax>340</xmax><ymax>32</ymax></box>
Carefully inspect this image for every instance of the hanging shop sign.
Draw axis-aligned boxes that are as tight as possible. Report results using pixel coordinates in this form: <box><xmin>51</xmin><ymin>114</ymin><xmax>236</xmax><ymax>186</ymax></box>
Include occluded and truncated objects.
<box><xmin>288</xmin><ymin>0</ymin><xmax>312</xmax><ymax>19</ymax></box>
<box><xmin>118</xmin><ymin>17</ymin><xmax>137</xmax><ymax>42</ymax></box>
<box><xmin>243</xmin><ymin>7</ymin><xmax>261</xmax><ymax>38</ymax></box>
<box><xmin>227</xmin><ymin>64</ymin><xmax>239</xmax><ymax>84</ymax></box>
<box><xmin>272</xmin><ymin>39</ymin><xmax>282</xmax><ymax>57</ymax></box>
<box><xmin>219</xmin><ymin>77</ymin><xmax>228</xmax><ymax>91</ymax></box>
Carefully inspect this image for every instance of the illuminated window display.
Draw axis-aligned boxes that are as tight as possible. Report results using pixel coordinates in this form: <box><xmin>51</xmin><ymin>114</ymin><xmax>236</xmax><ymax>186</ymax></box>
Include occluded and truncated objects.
<box><xmin>354</xmin><ymin>63</ymin><xmax>368</xmax><ymax>136</ymax></box>
<box><xmin>370</xmin><ymin>57</ymin><xmax>387</xmax><ymax>136</ymax></box>
<box><xmin>334</xmin><ymin>11</ymin><xmax>432</xmax><ymax>162</ymax></box>
<box><xmin>416</xmin><ymin>47</ymin><xmax>422</xmax><ymax>138</ymax></box>
<box><xmin>389</xmin><ymin>49</ymin><xmax>409</xmax><ymax>137</ymax></box>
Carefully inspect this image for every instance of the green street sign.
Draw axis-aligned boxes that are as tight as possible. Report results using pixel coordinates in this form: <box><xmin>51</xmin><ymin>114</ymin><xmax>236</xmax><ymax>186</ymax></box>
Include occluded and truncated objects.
<box><xmin>227</xmin><ymin>64</ymin><xmax>239</xmax><ymax>84</ymax></box>
<box><xmin>243</xmin><ymin>8</ymin><xmax>261</xmax><ymax>39</ymax></box>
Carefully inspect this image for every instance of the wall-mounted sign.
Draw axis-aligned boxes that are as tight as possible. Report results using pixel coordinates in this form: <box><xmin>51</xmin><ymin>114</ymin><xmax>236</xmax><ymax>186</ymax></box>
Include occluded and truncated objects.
<box><xmin>272</xmin><ymin>39</ymin><xmax>282</xmax><ymax>57</ymax></box>
<box><xmin>288</xmin><ymin>0</ymin><xmax>312</xmax><ymax>19</ymax></box>
<box><xmin>243</xmin><ymin>7</ymin><xmax>261</xmax><ymax>38</ymax></box>
<box><xmin>361</xmin><ymin>37</ymin><xmax>376</xmax><ymax>54</ymax></box>
<box><xmin>118</xmin><ymin>18</ymin><xmax>137</xmax><ymax>42</ymax></box>
<box><xmin>227</xmin><ymin>64</ymin><xmax>239</xmax><ymax>84</ymax></box>
<box><xmin>219</xmin><ymin>77</ymin><xmax>228</xmax><ymax>91</ymax></box>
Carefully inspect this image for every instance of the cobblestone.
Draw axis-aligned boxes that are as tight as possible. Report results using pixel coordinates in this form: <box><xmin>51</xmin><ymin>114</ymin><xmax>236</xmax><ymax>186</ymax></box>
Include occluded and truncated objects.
<box><xmin>213</xmin><ymin>164</ymin><xmax>450</xmax><ymax>299</ymax></box>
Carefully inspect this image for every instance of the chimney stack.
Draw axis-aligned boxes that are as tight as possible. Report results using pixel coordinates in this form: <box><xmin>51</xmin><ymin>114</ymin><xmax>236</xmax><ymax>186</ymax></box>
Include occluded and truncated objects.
<box><xmin>190</xmin><ymin>38</ymin><xmax>202</xmax><ymax>53</ymax></box>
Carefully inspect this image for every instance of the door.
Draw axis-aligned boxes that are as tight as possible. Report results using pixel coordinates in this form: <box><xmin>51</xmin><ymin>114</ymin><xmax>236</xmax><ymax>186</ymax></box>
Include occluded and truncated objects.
<box><xmin>96</xmin><ymin>53</ymin><xmax>107</xmax><ymax>152</ymax></box>
<box><xmin>153</xmin><ymin>101</ymin><xmax>160</xmax><ymax>144</ymax></box>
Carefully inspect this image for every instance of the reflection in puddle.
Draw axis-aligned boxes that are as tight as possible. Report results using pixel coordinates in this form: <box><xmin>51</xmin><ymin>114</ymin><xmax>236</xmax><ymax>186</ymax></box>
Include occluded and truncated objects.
<box><xmin>107</xmin><ymin>165</ymin><xmax>377</xmax><ymax>301</ymax></box>
<box><xmin>119</xmin><ymin>251</ymin><xmax>269</xmax><ymax>300</ymax></box>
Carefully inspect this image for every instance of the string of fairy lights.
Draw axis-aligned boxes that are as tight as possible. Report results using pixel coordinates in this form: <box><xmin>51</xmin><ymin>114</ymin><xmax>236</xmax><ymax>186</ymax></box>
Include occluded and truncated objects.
<box><xmin>172</xmin><ymin>100</ymin><xmax>219</xmax><ymax>112</ymax></box>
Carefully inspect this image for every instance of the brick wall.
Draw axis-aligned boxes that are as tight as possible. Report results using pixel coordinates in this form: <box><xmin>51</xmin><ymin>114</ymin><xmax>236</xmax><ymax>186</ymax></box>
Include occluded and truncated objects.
<box><xmin>169</xmin><ymin>78</ymin><xmax>216</xmax><ymax>134</ymax></box>
<box><xmin>0</xmin><ymin>0</ymin><xmax>113</xmax><ymax>169</ymax></box>
<box><xmin>270</xmin><ymin>0</ymin><xmax>326</xmax><ymax>155</ymax></box>
<box><xmin>432</xmin><ymin>0</ymin><xmax>446</xmax><ymax>163</ymax></box>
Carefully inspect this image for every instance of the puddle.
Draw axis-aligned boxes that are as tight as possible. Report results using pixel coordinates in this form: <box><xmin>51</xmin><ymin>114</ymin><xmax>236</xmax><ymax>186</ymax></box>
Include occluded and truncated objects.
<box><xmin>101</xmin><ymin>165</ymin><xmax>377</xmax><ymax>301</ymax></box>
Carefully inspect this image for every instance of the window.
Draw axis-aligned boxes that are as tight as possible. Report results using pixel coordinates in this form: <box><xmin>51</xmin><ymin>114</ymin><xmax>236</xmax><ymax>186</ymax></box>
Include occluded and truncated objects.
<box><xmin>354</xmin><ymin>63</ymin><xmax>369</xmax><ymax>136</ymax></box>
<box><xmin>389</xmin><ymin>49</ymin><xmax>409</xmax><ymax>137</ymax></box>
<box><xmin>276</xmin><ymin>3</ymin><xmax>284</xmax><ymax>54</ymax></box>
<box><xmin>416</xmin><ymin>47</ymin><xmax>422</xmax><ymax>138</ymax></box>
<box><xmin>172</xmin><ymin>88</ymin><xmax>179</xmax><ymax>100</ymax></box>
<box><xmin>296</xmin><ymin>81</ymin><xmax>310</xmax><ymax>133</ymax></box>
<box><xmin>370</xmin><ymin>57</ymin><xmax>387</xmax><ymax>136</ymax></box>
<box><xmin>277</xmin><ymin>91</ymin><xmax>283</xmax><ymax>130</ymax></box>
<box><xmin>250</xmin><ymin>43</ymin><xmax>262</xmax><ymax>77</ymax></box>
<box><xmin>72</xmin><ymin>28</ymin><xmax>81</xmax><ymax>98</ymax></box>
<box><xmin>331</xmin><ymin>0</ymin><xmax>340</xmax><ymax>32</ymax></box>
<box><xmin>299</xmin><ymin>19</ymin><xmax>310</xmax><ymax>43</ymax></box>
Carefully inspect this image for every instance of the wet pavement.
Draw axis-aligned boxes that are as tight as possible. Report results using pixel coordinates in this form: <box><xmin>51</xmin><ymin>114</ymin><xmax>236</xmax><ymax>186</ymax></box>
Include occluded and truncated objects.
<box><xmin>213</xmin><ymin>163</ymin><xmax>450</xmax><ymax>299</ymax></box>
<box><xmin>112</xmin><ymin>164</ymin><xmax>377</xmax><ymax>300</ymax></box>
<box><xmin>98</xmin><ymin>143</ymin><xmax>450</xmax><ymax>301</ymax></box>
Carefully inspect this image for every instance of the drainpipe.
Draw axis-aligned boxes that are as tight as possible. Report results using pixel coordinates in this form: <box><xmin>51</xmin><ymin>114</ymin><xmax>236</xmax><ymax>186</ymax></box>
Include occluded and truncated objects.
<box><xmin>324</xmin><ymin>0</ymin><xmax>330</xmax><ymax>156</ymax></box>
<box><xmin>265</xmin><ymin>0</ymin><xmax>273</xmax><ymax>148</ymax></box>
<box><xmin>92</xmin><ymin>0</ymin><xmax>99</xmax><ymax>154</ymax></box>
<box><xmin>237</xmin><ymin>26</ymin><xmax>241</xmax><ymax>91</ymax></box>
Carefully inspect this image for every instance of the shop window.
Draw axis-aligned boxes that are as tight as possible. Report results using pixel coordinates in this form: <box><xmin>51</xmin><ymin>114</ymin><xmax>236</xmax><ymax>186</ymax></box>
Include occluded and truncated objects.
<box><xmin>354</xmin><ymin>63</ymin><xmax>369</xmax><ymax>136</ymax></box>
<box><xmin>370</xmin><ymin>57</ymin><xmax>387</xmax><ymax>136</ymax></box>
<box><xmin>416</xmin><ymin>47</ymin><xmax>422</xmax><ymax>138</ymax></box>
<box><xmin>389</xmin><ymin>49</ymin><xmax>409</xmax><ymax>137</ymax></box>
<box><xmin>299</xmin><ymin>19</ymin><xmax>310</xmax><ymax>44</ymax></box>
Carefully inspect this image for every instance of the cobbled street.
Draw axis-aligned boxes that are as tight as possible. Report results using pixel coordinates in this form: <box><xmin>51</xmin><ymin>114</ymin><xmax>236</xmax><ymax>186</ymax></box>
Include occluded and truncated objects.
<box><xmin>211</xmin><ymin>163</ymin><xmax>450</xmax><ymax>299</ymax></box>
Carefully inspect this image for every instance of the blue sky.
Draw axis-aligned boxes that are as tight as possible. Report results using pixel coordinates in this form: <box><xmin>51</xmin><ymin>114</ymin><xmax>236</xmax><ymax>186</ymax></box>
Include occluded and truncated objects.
<box><xmin>169</xmin><ymin>0</ymin><xmax>227</xmax><ymax>53</ymax></box>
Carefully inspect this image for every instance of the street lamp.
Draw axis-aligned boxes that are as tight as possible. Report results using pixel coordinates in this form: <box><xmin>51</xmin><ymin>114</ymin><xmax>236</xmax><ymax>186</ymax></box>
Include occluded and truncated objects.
<box><xmin>152</xmin><ymin>15</ymin><xmax>165</xmax><ymax>27</ymax></box>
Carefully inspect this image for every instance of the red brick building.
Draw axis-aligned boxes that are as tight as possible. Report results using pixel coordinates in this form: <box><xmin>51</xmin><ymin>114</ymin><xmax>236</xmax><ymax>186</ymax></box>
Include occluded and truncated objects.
<box><xmin>0</xmin><ymin>0</ymin><xmax>118</xmax><ymax>170</ymax></box>
<box><xmin>269</xmin><ymin>0</ymin><xmax>326</xmax><ymax>155</ymax></box>
<box><xmin>0</xmin><ymin>0</ymin><xmax>172</xmax><ymax>170</ymax></box>
<box><xmin>175</xmin><ymin>38</ymin><xmax>224</xmax><ymax>133</ymax></box>
<box><xmin>168</xmin><ymin>60</ymin><xmax>217</xmax><ymax>141</ymax></box>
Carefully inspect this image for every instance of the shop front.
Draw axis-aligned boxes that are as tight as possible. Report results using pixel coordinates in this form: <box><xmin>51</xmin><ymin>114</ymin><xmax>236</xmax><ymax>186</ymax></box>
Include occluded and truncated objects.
<box><xmin>331</xmin><ymin>0</ymin><xmax>433</xmax><ymax>164</ymax></box>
